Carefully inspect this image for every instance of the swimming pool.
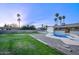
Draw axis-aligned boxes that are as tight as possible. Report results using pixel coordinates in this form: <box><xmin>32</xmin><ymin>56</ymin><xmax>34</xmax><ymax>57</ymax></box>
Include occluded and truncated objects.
<box><xmin>53</xmin><ymin>31</ymin><xmax>71</xmax><ymax>38</ymax></box>
<box><xmin>52</xmin><ymin>31</ymin><xmax>79</xmax><ymax>41</ymax></box>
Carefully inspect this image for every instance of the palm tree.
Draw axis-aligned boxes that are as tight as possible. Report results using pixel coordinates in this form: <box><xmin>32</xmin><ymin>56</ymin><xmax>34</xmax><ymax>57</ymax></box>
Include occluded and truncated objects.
<box><xmin>17</xmin><ymin>18</ymin><xmax>21</xmax><ymax>28</ymax></box>
<box><xmin>17</xmin><ymin>13</ymin><xmax>21</xmax><ymax>28</ymax></box>
<box><xmin>17</xmin><ymin>13</ymin><xmax>20</xmax><ymax>17</ymax></box>
<box><xmin>55</xmin><ymin>13</ymin><xmax>59</xmax><ymax>17</ymax></box>
<box><xmin>54</xmin><ymin>18</ymin><xmax>58</xmax><ymax>26</ymax></box>
<box><xmin>59</xmin><ymin>16</ymin><xmax>62</xmax><ymax>25</ymax></box>
<box><xmin>54</xmin><ymin>13</ymin><xmax>66</xmax><ymax>26</ymax></box>
<box><xmin>54</xmin><ymin>13</ymin><xmax>59</xmax><ymax>25</ymax></box>
<box><xmin>42</xmin><ymin>24</ymin><xmax>44</xmax><ymax>28</ymax></box>
<box><xmin>62</xmin><ymin>16</ymin><xmax>65</xmax><ymax>25</ymax></box>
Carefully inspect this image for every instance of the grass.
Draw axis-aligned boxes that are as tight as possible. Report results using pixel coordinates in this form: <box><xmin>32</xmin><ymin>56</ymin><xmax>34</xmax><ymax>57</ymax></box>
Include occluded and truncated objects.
<box><xmin>0</xmin><ymin>33</ymin><xmax>64</xmax><ymax>55</ymax></box>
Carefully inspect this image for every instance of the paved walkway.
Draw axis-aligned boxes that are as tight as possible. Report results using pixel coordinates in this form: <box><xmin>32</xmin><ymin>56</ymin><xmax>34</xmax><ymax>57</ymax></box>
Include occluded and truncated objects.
<box><xmin>30</xmin><ymin>34</ymin><xmax>79</xmax><ymax>55</ymax></box>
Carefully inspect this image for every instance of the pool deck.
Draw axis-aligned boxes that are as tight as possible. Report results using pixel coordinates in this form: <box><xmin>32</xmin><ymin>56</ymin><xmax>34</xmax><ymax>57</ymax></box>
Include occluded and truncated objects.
<box><xmin>30</xmin><ymin>34</ymin><xmax>79</xmax><ymax>55</ymax></box>
<box><xmin>46</xmin><ymin>34</ymin><xmax>79</xmax><ymax>46</ymax></box>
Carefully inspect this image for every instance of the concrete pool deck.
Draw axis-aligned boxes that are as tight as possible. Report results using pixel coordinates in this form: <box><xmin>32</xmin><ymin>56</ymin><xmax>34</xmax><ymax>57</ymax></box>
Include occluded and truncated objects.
<box><xmin>46</xmin><ymin>34</ymin><xmax>79</xmax><ymax>46</ymax></box>
<box><xmin>30</xmin><ymin>34</ymin><xmax>79</xmax><ymax>55</ymax></box>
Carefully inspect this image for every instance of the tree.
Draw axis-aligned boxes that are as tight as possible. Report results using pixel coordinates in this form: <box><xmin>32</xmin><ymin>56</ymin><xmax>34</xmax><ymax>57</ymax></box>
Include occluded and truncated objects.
<box><xmin>44</xmin><ymin>25</ymin><xmax>48</xmax><ymax>30</ymax></box>
<box><xmin>21</xmin><ymin>26</ymin><xmax>27</xmax><ymax>30</ymax></box>
<box><xmin>21</xmin><ymin>25</ymin><xmax>36</xmax><ymax>30</ymax></box>
<box><xmin>17</xmin><ymin>18</ymin><xmax>21</xmax><ymax>28</ymax></box>
<box><xmin>54</xmin><ymin>13</ymin><xmax>66</xmax><ymax>26</ymax></box>
<box><xmin>62</xmin><ymin>16</ymin><xmax>66</xmax><ymax>25</ymax></box>
<box><xmin>4</xmin><ymin>24</ymin><xmax>10</xmax><ymax>28</ymax></box>
<box><xmin>54</xmin><ymin>13</ymin><xmax>59</xmax><ymax>25</ymax></box>
<box><xmin>26</xmin><ymin>25</ymin><xmax>30</xmax><ymax>30</ymax></box>
<box><xmin>54</xmin><ymin>18</ymin><xmax>58</xmax><ymax>26</ymax></box>
<box><xmin>59</xmin><ymin>16</ymin><xmax>62</xmax><ymax>25</ymax></box>
<box><xmin>3</xmin><ymin>24</ymin><xmax>11</xmax><ymax>30</ymax></box>
<box><xmin>4</xmin><ymin>24</ymin><xmax>7</xmax><ymax>27</ymax></box>
<box><xmin>17</xmin><ymin>13</ymin><xmax>21</xmax><ymax>28</ymax></box>
<box><xmin>55</xmin><ymin>13</ymin><xmax>59</xmax><ymax>17</ymax></box>
<box><xmin>17</xmin><ymin>13</ymin><xmax>20</xmax><ymax>17</ymax></box>
<box><xmin>30</xmin><ymin>25</ymin><xmax>36</xmax><ymax>30</ymax></box>
<box><xmin>42</xmin><ymin>24</ymin><xmax>44</xmax><ymax>28</ymax></box>
<box><xmin>10</xmin><ymin>24</ymin><xmax>18</xmax><ymax>28</ymax></box>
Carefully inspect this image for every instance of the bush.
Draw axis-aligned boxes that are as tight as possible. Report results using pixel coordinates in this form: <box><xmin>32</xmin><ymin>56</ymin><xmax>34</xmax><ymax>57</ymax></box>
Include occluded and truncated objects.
<box><xmin>21</xmin><ymin>25</ymin><xmax>36</xmax><ymax>30</ymax></box>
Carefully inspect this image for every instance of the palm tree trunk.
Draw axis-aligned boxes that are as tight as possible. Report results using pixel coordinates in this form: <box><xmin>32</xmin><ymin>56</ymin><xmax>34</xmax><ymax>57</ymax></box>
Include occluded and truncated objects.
<box><xmin>18</xmin><ymin>21</ymin><xmax>20</xmax><ymax>28</ymax></box>
<box><xmin>54</xmin><ymin>19</ymin><xmax>58</xmax><ymax>26</ymax></box>
<box><xmin>60</xmin><ymin>20</ymin><xmax>62</xmax><ymax>25</ymax></box>
<box><xmin>63</xmin><ymin>19</ymin><xmax>65</xmax><ymax>24</ymax></box>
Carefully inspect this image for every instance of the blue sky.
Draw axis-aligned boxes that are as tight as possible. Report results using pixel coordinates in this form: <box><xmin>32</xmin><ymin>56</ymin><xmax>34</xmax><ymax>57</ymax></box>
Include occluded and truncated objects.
<box><xmin>0</xmin><ymin>3</ymin><xmax>79</xmax><ymax>27</ymax></box>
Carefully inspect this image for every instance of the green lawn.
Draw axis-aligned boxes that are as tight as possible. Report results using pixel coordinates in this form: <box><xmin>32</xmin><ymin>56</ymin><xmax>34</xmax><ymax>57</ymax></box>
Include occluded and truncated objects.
<box><xmin>0</xmin><ymin>33</ymin><xmax>64</xmax><ymax>55</ymax></box>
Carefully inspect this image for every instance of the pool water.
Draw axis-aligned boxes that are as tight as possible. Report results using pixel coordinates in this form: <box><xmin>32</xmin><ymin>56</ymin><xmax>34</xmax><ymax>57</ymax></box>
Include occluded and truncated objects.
<box><xmin>52</xmin><ymin>31</ymin><xmax>79</xmax><ymax>41</ymax></box>
<box><xmin>53</xmin><ymin>31</ymin><xmax>73</xmax><ymax>38</ymax></box>
<box><xmin>54</xmin><ymin>34</ymin><xmax>68</xmax><ymax>38</ymax></box>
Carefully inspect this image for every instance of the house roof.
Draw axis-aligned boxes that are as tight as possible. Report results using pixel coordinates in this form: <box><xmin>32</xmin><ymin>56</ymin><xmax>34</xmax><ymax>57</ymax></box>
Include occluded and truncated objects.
<box><xmin>54</xmin><ymin>23</ymin><xmax>79</xmax><ymax>28</ymax></box>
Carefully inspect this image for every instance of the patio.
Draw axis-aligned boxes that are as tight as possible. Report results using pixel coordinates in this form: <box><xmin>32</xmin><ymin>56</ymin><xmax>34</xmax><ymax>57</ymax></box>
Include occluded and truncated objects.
<box><xmin>30</xmin><ymin>33</ymin><xmax>79</xmax><ymax>55</ymax></box>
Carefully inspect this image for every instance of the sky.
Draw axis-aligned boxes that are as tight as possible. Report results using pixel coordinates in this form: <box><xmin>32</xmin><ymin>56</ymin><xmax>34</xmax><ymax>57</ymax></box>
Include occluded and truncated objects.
<box><xmin>0</xmin><ymin>3</ymin><xmax>79</xmax><ymax>27</ymax></box>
